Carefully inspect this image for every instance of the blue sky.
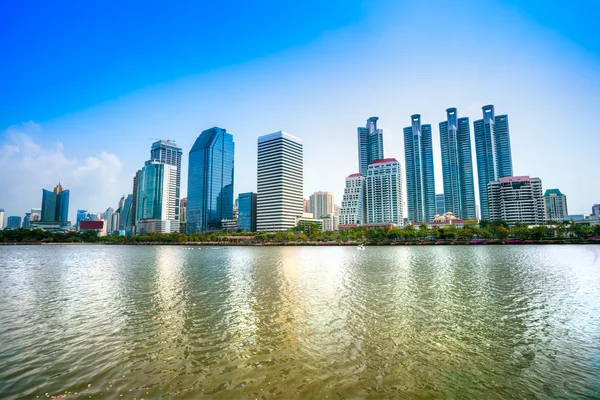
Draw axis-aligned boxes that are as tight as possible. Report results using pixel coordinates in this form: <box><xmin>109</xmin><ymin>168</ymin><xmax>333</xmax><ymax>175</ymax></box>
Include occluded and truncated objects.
<box><xmin>1</xmin><ymin>0</ymin><xmax>599</xmax><ymax>222</ymax></box>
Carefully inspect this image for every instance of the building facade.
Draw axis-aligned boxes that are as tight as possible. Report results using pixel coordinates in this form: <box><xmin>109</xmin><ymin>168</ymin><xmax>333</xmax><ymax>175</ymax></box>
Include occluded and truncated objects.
<box><xmin>309</xmin><ymin>191</ymin><xmax>334</xmax><ymax>219</ymax></box>
<box><xmin>187</xmin><ymin>127</ymin><xmax>235</xmax><ymax>233</ymax></box>
<box><xmin>592</xmin><ymin>204</ymin><xmax>600</xmax><ymax>217</ymax></box>
<box><xmin>474</xmin><ymin>105</ymin><xmax>513</xmax><ymax>220</ymax></box>
<box><xmin>0</xmin><ymin>209</ymin><xmax>5</xmax><ymax>229</ymax></box>
<box><xmin>339</xmin><ymin>173</ymin><xmax>366</xmax><ymax>227</ymax></box>
<box><xmin>435</xmin><ymin>194</ymin><xmax>445</xmax><ymax>216</ymax></box>
<box><xmin>257</xmin><ymin>131</ymin><xmax>303</xmax><ymax>231</ymax></box>
<box><xmin>439</xmin><ymin>108</ymin><xmax>476</xmax><ymax>220</ymax></box>
<box><xmin>487</xmin><ymin>176</ymin><xmax>545</xmax><ymax>225</ymax></box>
<box><xmin>7</xmin><ymin>216</ymin><xmax>22</xmax><ymax>229</ymax></box>
<box><xmin>544</xmin><ymin>189</ymin><xmax>568</xmax><ymax>221</ymax></box>
<box><xmin>237</xmin><ymin>192</ymin><xmax>257</xmax><ymax>232</ymax></box>
<box><xmin>136</xmin><ymin>160</ymin><xmax>179</xmax><ymax>233</ymax></box>
<box><xmin>358</xmin><ymin>117</ymin><xmax>384</xmax><ymax>177</ymax></box>
<box><xmin>366</xmin><ymin>158</ymin><xmax>403</xmax><ymax>226</ymax></box>
<box><xmin>179</xmin><ymin>197</ymin><xmax>187</xmax><ymax>233</ymax></box>
<box><xmin>41</xmin><ymin>183</ymin><xmax>70</xmax><ymax>223</ymax></box>
<box><xmin>150</xmin><ymin>140</ymin><xmax>182</xmax><ymax>219</ymax></box>
<box><xmin>404</xmin><ymin>115</ymin><xmax>436</xmax><ymax>223</ymax></box>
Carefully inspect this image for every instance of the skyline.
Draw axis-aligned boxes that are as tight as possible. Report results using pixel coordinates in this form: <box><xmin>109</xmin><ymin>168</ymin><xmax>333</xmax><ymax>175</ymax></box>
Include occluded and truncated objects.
<box><xmin>2</xmin><ymin>0</ymin><xmax>600</xmax><ymax>220</ymax></box>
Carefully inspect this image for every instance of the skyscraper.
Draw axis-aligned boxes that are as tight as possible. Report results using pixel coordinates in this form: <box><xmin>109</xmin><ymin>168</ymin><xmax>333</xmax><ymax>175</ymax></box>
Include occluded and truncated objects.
<box><xmin>76</xmin><ymin>209</ymin><xmax>88</xmax><ymax>230</ymax></box>
<box><xmin>187</xmin><ymin>127</ymin><xmax>235</xmax><ymax>233</ymax></box>
<box><xmin>118</xmin><ymin>194</ymin><xmax>133</xmax><ymax>233</ymax></box>
<box><xmin>150</xmin><ymin>140</ymin><xmax>182</xmax><ymax>218</ymax></box>
<box><xmin>366</xmin><ymin>158</ymin><xmax>403</xmax><ymax>225</ymax></box>
<box><xmin>488</xmin><ymin>176</ymin><xmax>545</xmax><ymax>225</ymax></box>
<box><xmin>474</xmin><ymin>105</ymin><xmax>513</xmax><ymax>220</ymax></box>
<box><xmin>544</xmin><ymin>189</ymin><xmax>568</xmax><ymax>221</ymax></box>
<box><xmin>179</xmin><ymin>197</ymin><xmax>187</xmax><ymax>233</ymax></box>
<box><xmin>136</xmin><ymin>160</ymin><xmax>179</xmax><ymax>234</ymax></box>
<box><xmin>404</xmin><ymin>115</ymin><xmax>436</xmax><ymax>223</ymax></box>
<box><xmin>439</xmin><ymin>108</ymin><xmax>476</xmax><ymax>220</ymax></box>
<box><xmin>131</xmin><ymin>170</ymin><xmax>141</xmax><ymax>228</ymax></box>
<box><xmin>435</xmin><ymin>194</ymin><xmax>445</xmax><ymax>216</ymax></box>
<box><xmin>103</xmin><ymin>207</ymin><xmax>115</xmax><ymax>234</ymax></box>
<box><xmin>592</xmin><ymin>204</ymin><xmax>600</xmax><ymax>217</ymax></box>
<box><xmin>309</xmin><ymin>191</ymin><xmax>334</xmax><ymax>219</ymax></box>
<box><xmin>0</xmin><ymin>209</ymin><xmax>5</xmax><ymax>229</ymax></box>
<box><xmin>41</xmin><ymin>183</ymin><xmax>70</xmax><ymax>223</ymax></box>
<box><xmin>357</xmin><ymin>117</ymin><xmax>384</xmax><ymax>176</ymax></box>
<box><xmin>238</xmin><ymin>192</ymin><xmax>257</xmax><ymax>232</ymax></box>
<box><xmin>339</xmin><ymin>173</ymin><xmax>366</xmax><ymax>226</ymax></box>
<box><xmin>256</xmin><ymin>131</ymin><xmax>303</xmax><ymax>231</ymax></box>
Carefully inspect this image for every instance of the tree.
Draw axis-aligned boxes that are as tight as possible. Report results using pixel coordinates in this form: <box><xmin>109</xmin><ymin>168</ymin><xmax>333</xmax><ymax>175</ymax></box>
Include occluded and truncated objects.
<box><xmin>530</xmin><ymin>226</ymin><xmax>548</xmax><ymax>240</ymax></box>
<box><xmin>495</xmin><ymin>226</ymin><xmax>510</xmax><ymax>241</ymax></box>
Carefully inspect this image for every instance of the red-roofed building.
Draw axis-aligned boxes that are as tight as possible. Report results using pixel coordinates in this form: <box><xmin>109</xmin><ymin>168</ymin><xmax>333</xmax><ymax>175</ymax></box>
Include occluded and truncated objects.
<box><xmin>79</xmin><ymin>220</ymin><xmax>107</xmax><ymax>236</ymax></box>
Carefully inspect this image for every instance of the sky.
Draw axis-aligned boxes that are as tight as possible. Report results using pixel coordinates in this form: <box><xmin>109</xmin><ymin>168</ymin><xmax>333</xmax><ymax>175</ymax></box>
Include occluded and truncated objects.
<box><xmin>1</xmin><ymin>0</ymin><xmax>600</xmax><ymax>223</ymax></box>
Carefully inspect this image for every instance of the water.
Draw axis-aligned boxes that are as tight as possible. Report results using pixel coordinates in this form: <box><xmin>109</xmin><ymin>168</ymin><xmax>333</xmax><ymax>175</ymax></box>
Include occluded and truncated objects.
<box><xmin>1</xmin><ymin>245</ymin><xmax>600</xmax><ymax>399</ymax></box>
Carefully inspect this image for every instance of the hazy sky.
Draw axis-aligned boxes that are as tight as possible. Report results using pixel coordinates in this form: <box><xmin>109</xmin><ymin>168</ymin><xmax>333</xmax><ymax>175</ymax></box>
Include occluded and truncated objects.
<box><xmin>2</xmin><ymin>0</ymin><xmax>599</xmax><ymax>222</ymax></box>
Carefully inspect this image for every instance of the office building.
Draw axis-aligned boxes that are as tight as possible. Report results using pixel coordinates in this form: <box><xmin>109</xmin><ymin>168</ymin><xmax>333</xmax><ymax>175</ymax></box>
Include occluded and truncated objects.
<box><xmin>41</xmin><ymin>183</ymin><xmax>70</xmax><ymax>223</ymax></box>
<box><xmin>150</xmin><ymin>140</ymin><xmax>182</xmax><ymax>218</ymax></box>
<box><xmin>136</xmin><ymin>160</ymin><xmax>179</xmax><ymax>234</ymax></box>
<box><xmin>435</xmin><ymin>194</ymin><xmax>445</xmax><ymax>216</ymax></box>
<box><xmin>0</xmin><ymin>209</ymin><xmax>5</xmax><ymax>229</ymax></box>
<box><xmin>358</xmin><ymin>117</ymin><xmax>384</xmax><ymax>176</ymax></box>
<box><xmin>76</xmin><ymin>210</ymin><xmax>87</xmax><ymax>230</ymax></box>
<box><xmin>179</xmin><ymin>197</ymin><xmax>187</xmax><ymax>233</ymax></box>
<box><xmin>474</xmin><ymin>105</ymin><xmax>513</xmax><ymax>220</ymax></box>
<box><xmin>339</xmin><ymin>173</ymin><xmax>366</xmax><ymax>227</ymax></box>
<box><xmin>7</xmin><ymin>216</ymin><xmax>22</xmax><ymax>229</ymax></box>
<box><xmin>366</xmin><ymin>158</ymin><xmax>403</xmax><ymax>225</ymax></box>
<box><xmin>257</xmin><ymin>131</ymin><xmax>303</xmax><ymax>231</ymax></box>
<box><xmin>238</xmin><ymin>192</ymin><xmax>257</xmax><ymax>232</ymax></box>
<box><xmin>488</xmin><ymin>176</ymin><xmax>545</xmax><ymax>225</ymax></box>
<box><xmin>322</xmin><ymin>214</ymin><xmax>339</xmax><ymax>231</ymax></box>
<box><xmin>439</xmin><ymin>108</ymin><xmax>476</xmax><ymax>220</ymax></box>
<box><xmin>309</xmin><ymin>191</ymin><xmax>334</xmax><ymax>219</ymax></box>
<box><xmin>592</xmin><ymin>204</ymin><xmax>600</xmax><ymax>217</ymax></box>
<box><xmin>187</xmin><ymin>127</ymin><xmax>234</xmax><ymax>233</ymax></box>
<box><xmin>544</xmin><ymin>189</ymin><xmax>568</xmax><ymax>222</ymax></box>
<box><xmin>404</xmin><ymin>115</ymin><xmax>436</xmax><ymax>223</ymax></box>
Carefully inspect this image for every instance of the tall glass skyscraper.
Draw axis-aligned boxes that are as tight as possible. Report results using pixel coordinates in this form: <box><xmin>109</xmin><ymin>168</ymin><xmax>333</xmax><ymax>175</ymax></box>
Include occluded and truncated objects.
<box><xmin>150</xmin><ymin>140</ymin><xmax>182</xmax><ymax>218</ymax></box>
<box><xmin>237</xmin><ymin>192</ymin><xmax>257</xmax><ymax>232</ymax></box>
<box><xmin>404</xmin><ymin>115</ymin><xmax>436</xmax><ymax>223</ymax></box>
<box><xmin>439</xmin><ymin>108</ymin><xmax>476</xmax><ymax>220</ymax></box>
<box><xmin>41</xmin><ymin>183</ymin><xmax>70</xmax><ymax>223</ymax></box>
<box><xmin>136</xmin><ymin>160</ymin><xmax>178</xmax><ymax>221</ymax></box>
<box><xmin>187</xmin><ymin>127</ymin><xmax>235</xmax><ymax>234</ymax></box>
<box><xmin>257</xmin><ymin>131</ymin><xmax>303</xmax><ymax>231</ymax></box>
<box><xmin>357</xmin><ymin>117</ymin><xmax>384</xmax><ymax>176</ymax></box>
<box><xmin>474</xmin><ymin>105</ymin><xmax>513</xmax><ymax>221</ymax></box>
<box><xmin>435</xmin><ymin>194</ymin><xmax>445</xmax><ymax>216</ymax></box>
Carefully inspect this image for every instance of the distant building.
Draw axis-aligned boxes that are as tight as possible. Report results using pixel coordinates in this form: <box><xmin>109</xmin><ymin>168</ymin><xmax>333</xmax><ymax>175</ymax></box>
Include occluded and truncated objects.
<box><xmin>435</xmin><ymin>194</ymin><xmax>445</xmax><ymax>216</ymax></box>
<box><xmin>0</xmin><ymin>209</ymin><xmax>5</xmax><ymax>229</ymax></box>
<box><xmin>118</xmin><ymin>194</ymin><xmax>133</xmax><ymax>233</ymax></box>
<box><xmin>295</xmin><ymin>213</ymin><xmax>324</xmax><ymax>231</ymax></box>
<box><xmin>41</xmin><ymin>183</ymin><xmax>70</xmax><ymax>223</ymax></box>
<box><xmin>187</xmin><ymin>127</ymin><xmax>235</xmax><ymax>233</ymax></box>
<box><xmin>22</xmin><ymin>213</ymin><xmax>31</xmax><ymax>228</ymax></box>
<box><xmin>366</xmin><ymin>158</ymin><xmax>403</xmax><ymax>226</ymax></box>
<box><xmin>7</xmin><ymin>216</ymin><xmax>22</xmax><ymax>229</ymax></box>
<box><xmin>358</xmin><ymin>117</ymin><xmax>384</xmax><ymax>176</ymax></box>
<box><xmin>76</xmin><ymin>209</ymin><xmax>88</xmax><ymax>230</ymax></box>
<box><xmin>303</xmin><ymin>198</ymin><xmax>311</xmax><ymax>213</ymax></box>
<box><xmin>103</xmin><ymin>207</ymin><xmax>115</xmax><ymax>234</ymax></box>
<box><xmin>592</xmin><ymin>204</ymin><xmax>600</xmax><ymax>217</ymax></box>
<box><xmin>136</xmin><ymin>160</ymin><xmax>179</xmax><ymax>234</ymax></box>
<box><xmin>237</xmin><ymin>192</ymin><xmax>257</xmax><ymax>232</ymax></box>
<box><xmin>131</xmin><ymin>170</ymin><xmax>141</xmax><ymax>228</ymax></box>
<box><xmin>79</xmin><ymin>220</ymin><xmax>106</xmax><ymax>236</ymax></box>
<box><xmin>439</xmin><ymin>108</ymin><xmax>476</xmax><ymax>220</ymax></box>
<box><xmin>322</xmin><ymin>214</ymin><xmax>339</xmax><ymax>231</ymax></box>
<box><xmin>339</xmin><ymin>173</ymin><xmax>366</xmax><ymax>227</ymax></box>
<box><xmin>179</xmin><ymin>197</ymin><xmax>187</xmax><ymax>234</ymax></box>
<box><xmin>404</xmin><ymin>115</ymin><xmax>436</xmax><ymax>223</ymax></box>
<box><xmin>474</xmin><ymin>105</ymin><xmax>513</xmax><ymax>220</ymax></box>
<box><xmin>309</xmin><ymin>191</ymin><xmax>334</xmax><ymax>219</ymax></box>
<box><xmin>544</xmin><ymin>189</ymin><xmax>568</xmax><ymax>222</ymax></box>
<box><xmin>488</xmin><ymin>176</ymin><xmax>544</xmax><ymax>225</ymax></box>
<box><xmin>150</xmin><ymin>140</ymin><xmax>182</xmax><ymax>220</ymax></box>
<box><xmin>257</xmin><ymin>131</ymin><xmax>303</xmax><ymax>231</ymax></box>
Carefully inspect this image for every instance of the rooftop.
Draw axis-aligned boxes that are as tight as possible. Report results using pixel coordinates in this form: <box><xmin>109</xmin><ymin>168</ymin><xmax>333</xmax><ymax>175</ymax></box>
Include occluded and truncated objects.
<box><xmin>369</xmin><ymin>158</ymin><xmax>398</xmax><ymax>165</ymax></box>
<box><xmin>258</xmin><ymin>131</ymin><xmax>303</xmax><ymax>145</ymax></box>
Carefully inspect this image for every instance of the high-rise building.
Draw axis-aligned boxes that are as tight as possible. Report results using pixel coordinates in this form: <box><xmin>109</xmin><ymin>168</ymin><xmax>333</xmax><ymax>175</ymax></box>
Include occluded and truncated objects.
<box><xmin>7</xmin><ymin>216</ymin><xmax>22</xmax><ymax>229</ymax></box>
<box><xmin>118</xmin><ymin>195</ymin><xmax>133</xmax><ymax>233</ymax></box>
<box><xmin>322</xmin><ymin>214</ymin><xmax>339</xmax><ymax>231</ymax></box>
<box><xmin>303</xmin><ymin>198</ymin><xmax>311</xmax><ymax>213</ymax></box>
<box><xmin>488</xmin><ymin>176</ymin><xmax>544</xmax><ymax>225</ymax></box>
<box><xmin>339</xmin><ymin>173</ymin><xmax>366</xmax><ymax>226</ymax></box>
<box><xmin>358</xmin><ymin>117</ymin><xmax>384</xmax><ymax>176</ymax></box>
<box><xmin>136</xmin><ymin>160</ymin><xmax>179</xmax><ymax>234</ymax></box>
<box><xmin>237</xmin><ymin>192</ymin><xmax>257</xmax><ymax>232</ymax></box>
<box><xmin>150</xmin><ymin>140</ymin><xmax>182</xmax><ymax>219</ymax></box>
<box><xmin>103</xmin><ymin>207</ymin><xmax>115</xmax><ymax>234</ymax></box>
<box><xmin>30</xmin><ymin>209</ymin><xmax>41</xmax><ymax>224</ymax></box>
<box><xmin>22</xmin><ymin>213</ymin><xmax>31</xmax><ymax>228</ymax></box>
<box><xmin>309</xmin><ymin>191</ymin><xmax>334</xmax><ymax>219</ymax></box>
<box><xmin>76</xmin><ymin>209</ymin><xmax>87</xmax><ymax>230</ymax></box>
<box><xmin>187</xmin><ymin>127</ymin><xmax>235</xmax><ymax>233</ymax></box>
<box><xmin>131</xmin><ymin>170</ymin><xmax>141</xmax><ymax>228</ymax></box>
<box><xmin>41</xmin><ymin>183</ymin><xmax>70</xmax><ymax>223</ymax></box>
<box><xmin>544</xmin><ymin>189</ymin><xmax>568</xmax><ymax>222</ymax></box>
<box><xmin>474</xmin><ymin>105</ymin><xmax>513</xmax><ymax>221</ymax></box>
<box><xmin>439</xmin><ymin>108</ymin><xmax>476</xmax><ymax>220</ymax></box>
<box><xmin>179</xmin><ymin>197</ymin><xmax>187</xmax><ymax>233</ymax></box>
<box><xmin>366</xmin><ymin>158</ymin><xmax>404</xmax><ymax>225</ymax></box>
<box><xmin>592</xmin><ymin>204</ymin><xmax>600</xmax><ymax>217</ymax></box>
<box><xmin>257</xmin><ymin>131</ymin><xmax>303</xmax><ymax>231</ymax></box>
<box><xmin>435</xmin><ymin>194</ymin><xmax>445</xmax><ymax>216</ymax></box>
<box><xmin>404</xmin><ymin>115</ymin><xmax>436</xmax><ymax>223</ymax></box>
<box><xmin>0</xmin><ymin>209</ymin><xmax>5</xmax><ymax>229</ymax></box>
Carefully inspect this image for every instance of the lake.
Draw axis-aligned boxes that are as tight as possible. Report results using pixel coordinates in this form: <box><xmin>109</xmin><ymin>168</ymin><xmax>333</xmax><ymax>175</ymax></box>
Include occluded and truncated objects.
<box><xmin>1</xmin><ymin>245</ymin><xmax>599</xmax><ymax>399</ymax></box>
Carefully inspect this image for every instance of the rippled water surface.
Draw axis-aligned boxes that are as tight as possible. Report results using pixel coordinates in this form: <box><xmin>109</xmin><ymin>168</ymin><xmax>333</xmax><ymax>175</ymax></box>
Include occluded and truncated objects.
<box><xmin>1</xmin><ymin>245</ymin><xmax>600</xmax><ymax>399</ymax></box>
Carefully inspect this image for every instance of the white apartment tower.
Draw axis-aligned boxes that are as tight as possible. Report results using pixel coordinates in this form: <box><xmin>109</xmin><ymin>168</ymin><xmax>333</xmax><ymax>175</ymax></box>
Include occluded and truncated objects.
<box><xmin>487</xmin><ymin>176</ymin><xmax>545</xmax><ymax>225</ymax></box>
<box><xmin>256</xmin><ymin>131</ymin><xmax>303</xmax><ymax>231</ymax></box>
<box><xmin>309</xmin><ymin>191</ymin><xmax>334</xmax><ymax>219</ymax></box>
<box><xmin>339</xmin><ymin>174</ymin><xmax>366</xmax><ymax>226</ymax></box>
<box><xmin>366</xmin><ymin>158</ymin><xmax>404</xmax><ymax>225</ymax></box>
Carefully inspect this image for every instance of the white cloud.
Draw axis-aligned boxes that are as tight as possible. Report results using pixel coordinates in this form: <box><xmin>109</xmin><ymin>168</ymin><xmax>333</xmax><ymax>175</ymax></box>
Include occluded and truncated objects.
<box><xmin>0</xmin><ymin>122</ymin><xmax>130</xmax><ymax>221</ymax></box>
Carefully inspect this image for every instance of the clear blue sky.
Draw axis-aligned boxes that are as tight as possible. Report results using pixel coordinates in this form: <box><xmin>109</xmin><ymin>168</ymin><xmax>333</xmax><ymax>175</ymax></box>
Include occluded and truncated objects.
<box><xmin>1</xmin><ymin>0</ymin><xmax>599</xmax><ymax>222</ymax></box>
